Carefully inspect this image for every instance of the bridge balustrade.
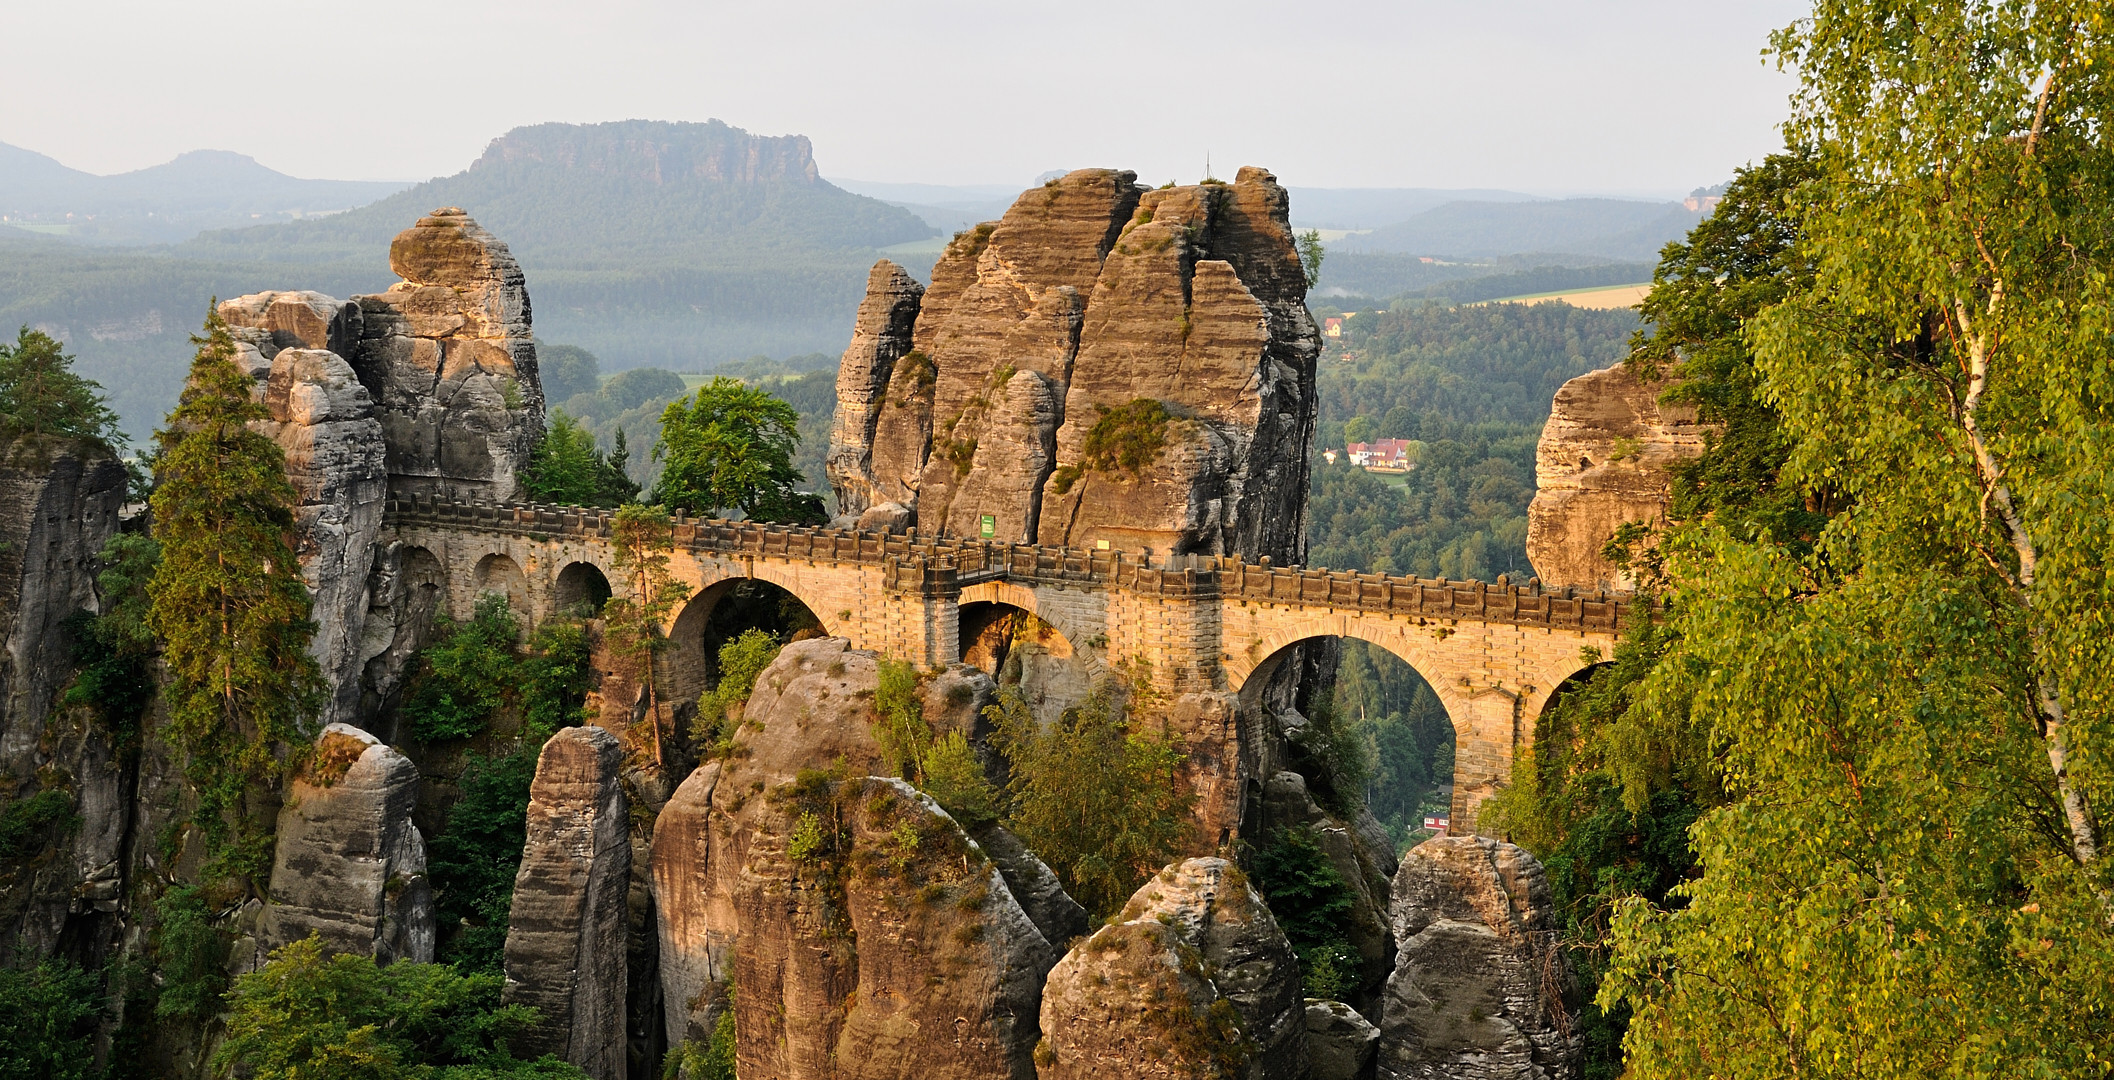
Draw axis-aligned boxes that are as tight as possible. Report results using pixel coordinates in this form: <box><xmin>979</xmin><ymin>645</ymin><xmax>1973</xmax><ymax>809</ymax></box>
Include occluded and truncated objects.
<box><xmin>383</xmin><ymin>497</ymin><xmax>1645</xmax><ymax>633</ymax></box>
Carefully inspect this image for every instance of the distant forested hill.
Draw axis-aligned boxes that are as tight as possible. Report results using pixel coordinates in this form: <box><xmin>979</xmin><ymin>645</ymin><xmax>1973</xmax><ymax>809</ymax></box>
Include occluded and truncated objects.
<box><xmin>0</xmin><ymin>228</ymin><xmax>392</xmax><ymax>440</ymax></box>
<box><xmin>5</xmin><ymin>120</ymin><xmax>934</xmax><ymax>440</ymax></box>
<box><xmin>1340</xmin><ymin>198</ymin><xmax>1700</xmax><ymax>261</ymax></box>
<box><xmin>1306</xmin><ymin>302</ymin><xmax>1641</xmax><ymax>581</ymax></box>
<box><xmin>178</xmin><ymin>120</ymin><xmax>935</xmax><ymax>366</ymax></box>
<box><xmin>0</xmin><ymin>143</ymin><xmax>408</xmax><ymax>245</ymax></box>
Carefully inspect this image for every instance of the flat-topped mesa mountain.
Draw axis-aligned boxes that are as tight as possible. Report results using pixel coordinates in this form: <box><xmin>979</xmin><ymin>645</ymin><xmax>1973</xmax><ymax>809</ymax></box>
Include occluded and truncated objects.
<box><xmin>184</xmin><ymin>119</ymin><xmax>932</xmax><ymax>268</ymax></box>
<box><xmin>826</xmin><ymin>166</ymin><xmax>1320</xmax><ymax>564</ymax></box>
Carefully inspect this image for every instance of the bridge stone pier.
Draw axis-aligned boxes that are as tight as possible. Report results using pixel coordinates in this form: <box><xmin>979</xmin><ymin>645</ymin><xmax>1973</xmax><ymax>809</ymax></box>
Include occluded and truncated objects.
<box><xmin>383</xmin><ymin>495</ymin><xmax>1639</xmax><ymax>834</ymax></box>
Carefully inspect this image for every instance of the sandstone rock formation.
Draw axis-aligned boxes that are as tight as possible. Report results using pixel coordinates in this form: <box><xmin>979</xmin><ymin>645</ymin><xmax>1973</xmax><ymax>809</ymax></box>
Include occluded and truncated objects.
<box><xmin>1039</xmin><ymin>857</ymin><xmax>1307</xmax><ymax>1080</ymax></box>
<box><xmin>826</xmin><ymin>261</ymin><xmax>924</xmax><ymax>522</ymax></box>
<box><xmin>826</xmin><ymin>167</ymin><xmax>1319</xmax><ymax>563</ymax></box>
<box><xmin>971</xmin><ymin>821</ymin><xmax>1089</xmax><ymax>951</ymax></box>
<box><xmin>737</xmin><ymin>776</ymin><xmax>1056</xmax><ymax>1080</ymax></box>
<box><xmin>351</xmin><ymin>208</ymin><xmax>544</xmax><ymax>502</ymax></box>
<box><xmin>652</xmin><ymin>638</ymin><xmax>1065</xmax><ymax>1077</ymax></box>
<box><xmin>505</xmin><ymin>725</ymin><xmax>631</xmax><ymax>1080</ymax></box>
<box><xmin>0</xmin><ymin>442</ymin><xmax>126</xmax><ymax>759</ymax></box>
<box><xmin>217</xmin><ymin>296</ymin><xmax>391</xmax><ymax>727</ymax></box>
<box><xmin>1379</xmin><ymin>837</ymin><xmax>1578</xmax><ymax>1080</ymax></box>
<box><xmin>0</xmin><ymin>440</ymin><xmax>130</xmax><ymax>961</ymax></box>
<box><xmin>650</xmin><ymin>759</ymin><xmax>728</xmax><ymax>1046</ymax></box>
<box><xmin>214</xmin><ymin>209</ymin><xmax>549</xmax><ymax>731</ymax></box>
<box><xmin>260</xmin><ymin>724</ymin><xmax>434</xmax><ymax>965</ymax></box>
<box><xmin>1525</xmin><ymin>363</ymin><xmax>1703</xmax><ymax>591</ymax></box>
<box><xmin>1307</xmin><ymin>999</ymin><xmax>1381</xmax><ymax>1080</ymax></box>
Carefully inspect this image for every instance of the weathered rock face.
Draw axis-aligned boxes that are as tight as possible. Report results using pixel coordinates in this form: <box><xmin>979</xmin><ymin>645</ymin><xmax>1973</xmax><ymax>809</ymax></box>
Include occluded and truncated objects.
<box><xmin>737</xmin><ymin>777</ymin><xmax>1056</xmax><ymax>1080</ymax></box>
<box><xmin>259</xmin><ymin>724</ymin><xmax>434</xmax><ymax>965</ymax></box>
<box><xmin>0</xmin><ymin>442</ymin><xmax>126</xmax><ymax>758</ymax></box>
<box><xmin>652</xmin><ymin>638</ymin><xmax>1065</xmax><ymax>1078</ymax></box>
<box><xmin>826</xmin><ymin>261</ymin><xmax>924</xmax><ymax>522</ymax></box>
<box><xmin>219</xmin><ymin>290</ymin><xmax>362</xmax><ymax>361</ymax></box>
<box><xmin>1044</xmin><ymin>171</ymin><xmax>1319</xmax><ymax>561</ymax></box>
<box><xmin>350</xmin><ymin>208</ymin><xmax>544</xmax><ymax>502</ymax></box>
<box><xmin>827</xmin><ymin>167</ymin><xmax>1318</xmax><ymax>563</ymax></box>
<box><xmin>970</xmin><ymin>821</ymin><xmax>1089</xmax><ymax>951</ymax></box>
<box><xmin>505</xmin><ymin>725</ymin><xmax>631</xmax><ymax>1080</ymax></box>
<box><xmin>650</xmin><ymin>759</ymin><xmax>727</xmax><ymax>1046</ymax></box>
<box><xmin>216</xmin><ymin>297</ymin><xmax>392</xmax><ymax>728</ymax></box>
<box><xmin>1525</xmin><ymin>364</ymin><xmax>1703</xmax><ymax>591</ymax></box>
<box><xmin>1380</xmin><ymin>837</ymin><xmax>1578</xmax><ymax>1080</ymax></box>
<box><xmin>1040</xmin><ymin>857</ymin><xmax>1307</xmax><ymax>1080</ymax></box>
<box><xmin>0</xmin><ymin>440</ymin><xmax>131</xmax><ymax>963</ymax></box>
<box><xmin>1306</xmin><ymin>999</ymin><xmax>1381</xmax><ymax>1080</ymax></box>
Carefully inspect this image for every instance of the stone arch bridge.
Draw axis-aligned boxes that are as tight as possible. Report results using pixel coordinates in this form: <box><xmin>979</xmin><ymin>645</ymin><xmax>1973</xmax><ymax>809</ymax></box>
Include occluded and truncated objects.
<box><xmin>384</xmin><ymin>495</ymin><xmax>1641</xmax><ymax>834</ymax></box>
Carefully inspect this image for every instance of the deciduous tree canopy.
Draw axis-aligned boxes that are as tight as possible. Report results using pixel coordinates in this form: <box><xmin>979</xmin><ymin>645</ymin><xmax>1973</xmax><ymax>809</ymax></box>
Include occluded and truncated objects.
<box><xmin>651</xmin><ymin>377</ymin><xmax>826</xmax><ymax>524</ymax></box>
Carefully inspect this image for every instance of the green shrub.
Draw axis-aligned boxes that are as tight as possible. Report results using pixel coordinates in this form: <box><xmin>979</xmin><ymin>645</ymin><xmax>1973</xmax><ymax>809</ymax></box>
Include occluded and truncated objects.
<box><xmin>519</xmin><ymin>617</ymin><xmax>596</xmax><ymax>741</ymax></box>
<box><xmin>1050</xmin><ymin>399</ymin><xmax>1173</xmax><ymax>495</ymax></box>
<box><xmin>215</xmin><ymin>936</ymin><xmax>586</xmax><ymax>1079</ymax></box>
<box><xmin>0</xmin><ymin>960</ymin><xmax>101</xmax><ymax>1080</ymax></box>
<box><xmin>521</xmin><ymin>409</ymin><xmax>639</xmax><ymax>508</ymax></box>
<box><xmin>152</xmin><ymin>884</ymin><xmax>228</xmax><ymax>1024</ymax></box>
<box><xmin>986</xmin><ymin>687</ymin><xmax>1195</xmax><ymax>920</ymax></box>
<box><xmin>404</xmin><ymin>595</ymin><xmax>520</xmax><ymax>742</ymax></box>
<box><xmin>63</xmin><ymin>533</ymin><xmax>162</xmax><ymax>746</ymax></box>
<box><xmin>1250</xmin><ymin>826</ymin><xmax>1361</xmax><ymax>997</ymax></box>
<box><xmin>428</xmin><ymin>750</ymin><xmax>539</xmax><ymax>976</ymax></box>
<box><xmin>664</xmin><ymin>987</ymin><xmax>736</xmax><ymax>1080</ymax></box>
<box><xmin>918</xmin><ymin>731</ymin><xmax>998</xmax><ymax>829</ymax></box>
<box><xmin>873</xmin><ymin>660</ymin><xmax>932</xmax><ymax>781</ymax></box>
<box><xmin>0</xmin><ymin>789</ymin><xmax>79</xmax><ymax>860</ymax></box>
<box><xmin>695</xmin><ymin>629</ymin><xmax>782</xmax><ymax>755</ymax></box>
<box><xmin>404</xmin><ymin>597</ymin><xmax>595</xmax><ymax>745</ymax></box>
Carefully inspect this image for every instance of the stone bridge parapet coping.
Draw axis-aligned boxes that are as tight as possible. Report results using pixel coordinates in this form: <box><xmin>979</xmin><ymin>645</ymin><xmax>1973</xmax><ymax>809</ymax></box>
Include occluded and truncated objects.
<box><xmin>383</xmin><ymin>495</ymin><xmax>1648</xmax><ymax>633</ymax></box>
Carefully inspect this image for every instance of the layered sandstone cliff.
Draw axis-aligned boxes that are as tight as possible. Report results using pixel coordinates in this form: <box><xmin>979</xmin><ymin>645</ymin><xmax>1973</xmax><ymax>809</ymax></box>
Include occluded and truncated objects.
<box><xmin>1525</xmin><ymin>364</ymin><xmax>1703</xmax><ymax>591</ymax></box>
<box><xmin>651</xmin><ymin>639</ymin><xmax>1060</xmax><ymax>1078</ymax></box>
<box><xmin>221</xmin><ymin>293</ymin><xmax>390</xmax><ymax>727</ymax></box>
<box><xmin>1039</xmin><ymin>857</ymin><xmax>1308</xmax><ymax>1080</ymax></box>
<box><xmin>259</xmin><ymin>724</ymin><xmax>433</xmax><ymax>966</ymax></box>
<box><xmin>353</xmin><ymin>208</ymin><xmax>545</xmax><ymax>502</ymax></box>
<box><xmin>826</xmin><ymin>167</ymin><xmax>1319</xmax><ymax>562</ymax></box>
<box><xmin>1380</xmin><ymin>837</ymin><xmax>1579</xmax><ymax>1080</ymax></box>
<box><xmin>0</xmin><ymin>440</ymin><xmax>130</xmax><ymax>963</ymax></box>
<box><xmin>216</xmin><ymin>209</ymin><xmax>546</xmax><ymax>727</ymax></box>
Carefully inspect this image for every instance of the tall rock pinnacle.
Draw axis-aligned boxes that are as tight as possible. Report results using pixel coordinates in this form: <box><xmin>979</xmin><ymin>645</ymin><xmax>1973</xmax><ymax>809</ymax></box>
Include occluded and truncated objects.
<box><xmin>825</xmin><ymin>167</ymin><xmax>1320</xmax><ymax>563</ymax></box>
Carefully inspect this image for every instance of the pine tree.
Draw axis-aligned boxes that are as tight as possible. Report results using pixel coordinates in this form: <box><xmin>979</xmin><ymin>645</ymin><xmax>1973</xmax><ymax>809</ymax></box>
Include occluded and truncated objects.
<box><xmin>521</xmin><ymin>409</ymin><xmax>638</xmax><ymax>508</ymax></box>
<box><xmin>605</xmin><ymin>503</ymin><xmax>691</xmax><ymax>769</ymax></box>
<box><xmin>147</xmin><ymin>307</ymin><xmax>324</xmax><ymax>883</ymax></box>
<box><xmin>0</xmin><ymin>326</ymin><xmax>123</xmax><ymax>449</ymax></box>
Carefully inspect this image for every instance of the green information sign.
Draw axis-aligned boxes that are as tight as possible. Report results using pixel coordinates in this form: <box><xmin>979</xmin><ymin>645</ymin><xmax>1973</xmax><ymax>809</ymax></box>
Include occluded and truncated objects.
<box><xmin>979</xmin><ymin>514</ymin><xmax>996</xmax><ymax>538</ymax></box>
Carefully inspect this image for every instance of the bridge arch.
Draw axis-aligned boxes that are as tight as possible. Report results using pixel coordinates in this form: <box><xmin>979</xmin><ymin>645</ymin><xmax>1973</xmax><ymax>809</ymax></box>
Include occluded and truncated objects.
<box><xmin>663</xmin><ymin>573</ymin><xmax>828</xmax><ymax>709</ymax></box>
<box><xmin>1228</xmin><ymin>611</ymin><xmax>1607</xmax><ymax>836</ymax></box>
<box><xmin>955</xmin><ymin>581</ymin><xmax>1110</xmax><ymax>684</ymax></box>
<box><xmin>473</xmin><ymin>552</ymin><xmax>529</xmax><ymax>616</ymax></box>
<box><xmin>554</xmin><ymin>561</ymin><xmax>613</xmax><ymax>615</ymax></box>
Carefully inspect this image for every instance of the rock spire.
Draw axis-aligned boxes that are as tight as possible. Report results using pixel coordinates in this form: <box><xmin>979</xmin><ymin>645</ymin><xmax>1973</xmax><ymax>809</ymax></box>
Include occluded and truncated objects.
<box><xmin>825</xmin><ymin>167</ymin><xmax>1320</xmax><ymax>563</ymax></box>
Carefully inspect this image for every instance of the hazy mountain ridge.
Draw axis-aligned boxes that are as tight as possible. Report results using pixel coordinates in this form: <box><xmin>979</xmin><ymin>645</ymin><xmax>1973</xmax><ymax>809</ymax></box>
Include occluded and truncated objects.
<box><xmin>1340</xmin><ymin>197</ymin><xmax>1701</xmax><ymax>260</ymax></box>
<box><xmin>0</xmin><ymin>143</ymin><xmax>409</xmax><ymax>245</ymax></box>
<box><xmin>179</xmin><ymin>120</ymin><xmax>934</xmax><ymax>265</ymax></box>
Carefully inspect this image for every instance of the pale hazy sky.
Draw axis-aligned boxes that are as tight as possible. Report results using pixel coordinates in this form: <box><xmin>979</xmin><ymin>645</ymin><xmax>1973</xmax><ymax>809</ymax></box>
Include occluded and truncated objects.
<box><xmin>3</xmin><ymin>0</ymin><xmax>1807</xmax><ymax>196</ymax></box>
